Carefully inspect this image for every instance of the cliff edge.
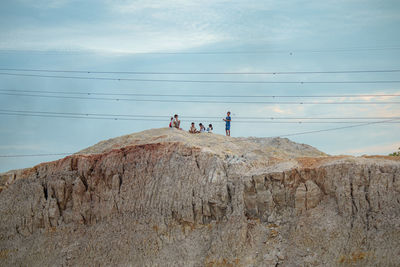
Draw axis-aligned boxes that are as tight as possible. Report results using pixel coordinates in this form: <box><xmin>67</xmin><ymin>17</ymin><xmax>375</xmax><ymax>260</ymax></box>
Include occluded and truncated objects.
<box><xmin>0</xmin><ymin>128</ymin><xmax>399</xmax><ymax>266</ymax></box>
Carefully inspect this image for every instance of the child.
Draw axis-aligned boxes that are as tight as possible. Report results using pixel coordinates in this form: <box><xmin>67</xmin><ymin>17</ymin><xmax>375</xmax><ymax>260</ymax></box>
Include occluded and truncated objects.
<box><xmin>207</xmin><ymin>124</ymin><xmax>213</xmax><ymax>133</ymax></box>
<box><xmin>173</xmin><ymin>114</ymin><xmax>181</xmax><ymax>130</ymax></box>
<box><xmin>189</xmin><ymin>122</ymin><xmax>197</xmax><ymax>133</ymax></box>
<box><xmin>199</xmin><ymin>123</ymin><xmax>206</xmax><ymax>133</ymax></box>
<box><xmin>223</xmin><ymin>111</ymin><xmax>231</xmax><ymax>136</ymax></box>
<box><xmin>169</xmin><ymin>117</ymin><xmax>173</xmax><ymax>128</ymax></box>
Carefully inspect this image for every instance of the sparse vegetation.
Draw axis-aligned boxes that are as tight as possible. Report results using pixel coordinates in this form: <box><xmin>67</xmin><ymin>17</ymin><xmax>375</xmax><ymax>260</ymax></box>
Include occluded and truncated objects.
<box><xmin>389</xmin><ymin>147</ymin><xmax>400</xmax><ymax>156</ymax></box>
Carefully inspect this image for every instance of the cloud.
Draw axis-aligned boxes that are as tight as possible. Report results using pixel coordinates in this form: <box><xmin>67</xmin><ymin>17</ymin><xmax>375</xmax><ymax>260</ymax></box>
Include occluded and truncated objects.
<box><xmin>105</xmin><ymin>0</ymin><xmax>309</xmax><ymax>44</ymax></box>
<box><xmin>1</xmin><ymin>0</ymin><xmax>349</xmax><ymax>54</ymax></box>
<box><xmin>1</xmin><ymin>0</ymin><xmax>237</xmax><ymax>53</ymax></box>
<box><xmin>0</xmin><ymin>23</ymin><xmax>225</xmax><ymax>54</ymax></box>
<box><xmin>106</xmin><ymin>0</ymin><xmax>275</xmax><ymax>13</ymax></box>
<box><xmin>253</xmin><ymin>104</ymin><xmax>306</xmax><ymax>116</ymax></box>
<box><xmin>16</xmin><ymin>0</ymin><xmax>73</xmax><ymax>9</ymax></box>
<box><xmin>340</xmin><ymin>141</ymin><xmax>400</xmax><ymax>155</ymax></box>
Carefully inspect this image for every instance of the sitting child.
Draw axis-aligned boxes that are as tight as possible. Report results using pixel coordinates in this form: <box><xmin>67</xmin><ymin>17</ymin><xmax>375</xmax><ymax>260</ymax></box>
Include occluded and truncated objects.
<box><xmin>189</xmin><ymin>122</ymin><xmax>198</xmax><ymax>133</ymax></box>
<box><xmin>173</xmin><ymin>114</ymin><xmax>182</xmax><ymax>130</ymax></box>
<box><xmin>207</xmin><ymin>124</ymin><xmax>213</xmax><ymax>133</ymax></box>
<box><xmin>199</xmin><ymin>123</ymin><xmax>206</xmax><ymax>133</ymax></box>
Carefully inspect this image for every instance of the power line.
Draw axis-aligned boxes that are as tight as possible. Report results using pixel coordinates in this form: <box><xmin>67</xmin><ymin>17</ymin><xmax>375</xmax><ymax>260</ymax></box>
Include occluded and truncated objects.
<box><xmin>1</xmin><ymin>118</ymin><xmax>399</xmax><ymax>158</ymax></box>
<box><xmin>275</xmin><ymin>118</ymin><xmax>400</xmax><ymax>137</ymax></box>
<box><xmin>1</xmin><ymin>111</ymin><xmax>400</xmax><ymax>124</ymax></box>
<box><xmin>1</xmin><ymin>92</ymin><xmax>400</xmax><ymax>104</ymax></box>
<box><xmin>1</xmin><ymin>72</ymin><xmax>400</xmax><ymax>84</ymax></box>
<box><xmin>1</xmin><ymin>108</ymin><xmax>400</xmax><ymax>120</ymax></box>
<box><xmin>0</xmin><ymin>153</ymin><xmax>72</xmax><ymax>158</ymax></box>
<box><xmin>1</xmin><ymin>89</ymin><xmax>399</xmax><ymax>98</ymax></box>
<box><xmin>1</xmin><ymin>68</ymin><xmax>400</xmax><ymax>75</ymax></box>
<box><xmin>0</xmin><ymin>46</ymin><xmax>399</xmax><ymax>55</ymax></box>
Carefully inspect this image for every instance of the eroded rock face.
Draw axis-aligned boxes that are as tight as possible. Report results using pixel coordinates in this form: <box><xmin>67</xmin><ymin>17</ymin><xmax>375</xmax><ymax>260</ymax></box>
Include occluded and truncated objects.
<box><xmin>0</xmin><ymin>131</ymin><xmax>400</xmax><ymax>266</ymax></box>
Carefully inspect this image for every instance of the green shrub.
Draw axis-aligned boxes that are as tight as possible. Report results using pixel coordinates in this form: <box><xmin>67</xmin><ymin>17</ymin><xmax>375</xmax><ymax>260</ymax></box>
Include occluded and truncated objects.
<box><xmin>389</xmin><ymin>147</ymin><xmax>400</xmax><ymax>156</ymax></box>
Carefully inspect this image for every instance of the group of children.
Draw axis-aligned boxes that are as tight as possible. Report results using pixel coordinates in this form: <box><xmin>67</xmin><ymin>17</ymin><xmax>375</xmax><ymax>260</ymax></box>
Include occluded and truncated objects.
<box><xmin>189</xmin><ymin>122</ymin><xmax>213</xmax><ymax>134</ymax></box>
<box><xmin>169</xmin><ymin>111</ymin><xmax>231</xmax><ymax>136</ymax></box>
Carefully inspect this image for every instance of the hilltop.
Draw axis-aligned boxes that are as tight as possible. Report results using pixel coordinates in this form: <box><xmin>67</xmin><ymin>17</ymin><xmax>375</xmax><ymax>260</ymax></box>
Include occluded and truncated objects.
<box><xmin>77</xmin><ymin>127</ymin><xmax>326</xmax><ymax>158</ymax></box>
<box><xmin>0</xmin><ymin>128</ymin><xmax>399</xmax><ymax>266</ymax></box>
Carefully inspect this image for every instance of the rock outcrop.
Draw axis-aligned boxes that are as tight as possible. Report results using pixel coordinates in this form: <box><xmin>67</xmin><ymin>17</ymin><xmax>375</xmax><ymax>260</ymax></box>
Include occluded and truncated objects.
<box><xmin>0</xmin><ymin>128</ymin><xmax>399</xmax><ymax>266</ymax></box>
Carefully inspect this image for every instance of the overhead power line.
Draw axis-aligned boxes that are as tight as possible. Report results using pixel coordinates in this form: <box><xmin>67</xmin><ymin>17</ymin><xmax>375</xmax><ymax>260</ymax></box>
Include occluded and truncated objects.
<box><xmin>1</xmin><ymin>68</ymin><xmax>400</xmax><ymax>75</ymax></box>
<box><xmin>1</xmin><ymin>110</ymin><xmax>400</xmax><ymax>124</ymax></box>
<box><xmin>1</xmin><ymin>89</ymin><xmax>399</xmax><ymax>98</ymax></box>
<box><xmin>0</xmin><ymin>46</ymin><xmax>399</xmax><ymax>55</ymax></box>
<box><xmin>1</xmin><ymin>72</ymin><xmax>400</xmax><ymax>84</ymax></box>
<box><xmin>1</xmin><ymin>118</ymin><xmax>399</xmax><ymax>158</ymax></box>
<box><xmin>0</xmin><ymin>153</ymin><xmax>72</xmax><ymax>158</ymax></box>
<box><xmin>275</xmin><ymin>118</ymin><xmax>400</xmax><ymax>137</ymax></box>
<box><xmin>1</xmin><ymin>92</ymin><xmax>399</xmax><ymax>104</ymax></box>
<box><xmin>1</xmin><ymin>109</ymin><xmax>399</xmax><ymax>121</ymax></box>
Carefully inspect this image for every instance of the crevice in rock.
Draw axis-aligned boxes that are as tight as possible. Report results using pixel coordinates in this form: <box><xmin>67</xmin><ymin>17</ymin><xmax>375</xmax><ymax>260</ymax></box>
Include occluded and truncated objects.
<box><xmin>119</xmin><ymin>151</ymin><xmax>127</xmax><ymax>194</ymax></box>
<box><xmin>304</xmin><ymin>181</ymin><xmax>308</xmax><ymax>210</ymax></box>
<box><xmin>194</xmin><ymin>155</ymin><xmax>201</xmax><ymax>171</ymax></box>
<box><xmin>118</xmin><ymin>175</ymin><xmax>123</xmax><ymax>194</ymax></box>
<box><xmin>192</xmin><ymin>189</ymin><xmax>196</xmax><ymax>222</ymax></box>
<box><xmin>79</xmin><ymin>175</ymin><xmax>88</xmax><ymax>191</ymax></box>
<box><xmin>293</xmin><ymin>169</ymin><xmax>303</xmax><ymax>184</ymax></box>
<box><xmin>56</xmin><ymin>199</ymin><xmax>63</xmax><ymax>218</ymax></box>
<box><xmin>70</xmin><ymin>157</ymin><xmax>78</xmax><ymax>171</ymax></box>
<box><xmin>227</xmin><ymin>183</ymin><xmax>233</xmax><ymax>207</ymax></box>
<box><xmin>114</xmin><ymin>195</ymin><xmax>120</xmax><ymax>213</ymax></box>
<box><xmin>87</xmin><ymin>157</ymin><xmax>100</xmax><ymax>179</ymax></box>
<box><xmin>364</xmin><ymin>169</ymin><xmax>372</xmax><ymax>231</ymax></box>
<box><xmin>42</xmin><ymin>183</ymin><xmax>48</xmax><ymax>200</ymax></box>
<box><xmin>80</xmin><ymin>213</ymin><xmax>87</xmax><ymax>225</ymax></box>
<box><xmin>349</xmin><ymin>177</ymin><xmax>357</xmax><ymax>229</ymax></box>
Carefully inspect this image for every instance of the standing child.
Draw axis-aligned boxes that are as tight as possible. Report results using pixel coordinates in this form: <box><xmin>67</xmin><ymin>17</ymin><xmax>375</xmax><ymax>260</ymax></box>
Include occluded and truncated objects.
<box><xmin>169</xmin><ymin>117</ymin><xmax>173</xmax><ymax>128</ymax></box>
<box><xmin>223</xmin><ymin>111</ymin><xmax>231</xmax><ymax>136</ymax></box>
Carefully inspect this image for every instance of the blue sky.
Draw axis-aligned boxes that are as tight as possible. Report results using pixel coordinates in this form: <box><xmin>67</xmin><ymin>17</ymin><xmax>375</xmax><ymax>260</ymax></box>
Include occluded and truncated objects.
<box><xmin>0</xmin><ymin>0</ymin><xmax>399</xmax><ymax>172</ymax></box>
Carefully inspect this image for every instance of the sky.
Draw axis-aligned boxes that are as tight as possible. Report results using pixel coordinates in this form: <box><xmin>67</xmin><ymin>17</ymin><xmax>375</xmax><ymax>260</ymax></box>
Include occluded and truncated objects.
<box><xmin>0</xmin><ymin>0</ymin><xmax>399</xmax><ymax>172</ymax></box>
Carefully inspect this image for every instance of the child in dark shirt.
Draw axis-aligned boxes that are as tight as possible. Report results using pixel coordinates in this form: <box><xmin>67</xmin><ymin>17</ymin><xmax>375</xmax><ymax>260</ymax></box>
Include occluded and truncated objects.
<box><xmin>223</xmin><ymin>111</ymin><xmax>231</xmax><ymax>136</ymax></box>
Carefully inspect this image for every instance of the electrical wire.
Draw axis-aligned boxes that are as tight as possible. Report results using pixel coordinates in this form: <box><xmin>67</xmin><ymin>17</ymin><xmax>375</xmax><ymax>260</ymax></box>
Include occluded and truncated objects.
<box><xmin>1</xmin><ymin>68</ymin><xmax>400</xmax><ymax>75</ymax></box>
<box><xmin>0</xmin><ymin>153</ymin><xmax>72</xmax><ymax>158</ymax></box>
<box><xmin>1</xmin><ymin>108</ymin><xmax>400</xmax><ymax>120</ymax></box>
<box><xmin>275</xmin><ymin>118</ymin><xmax>400</xmax><ymax>137</ymax></box>
<box><xmin>1</xmin><ymin>72</ymin><xmax>400</xmax><ymax>84</ymax></box>
<box><xmin>1</xmin><ymin>111</ymin><xmax>400</xmax><ymax>124</ymax></box>
<box><xmin>1</xmin><ymin>92</ymin><xmax>399</xmax><ymax>104</ymax></box>
<box><xmin>0</xmin><ymin>46</ymin><xmax>399</xmax><ymax>55</ymax></box>
<box><xmin>1</xmin><ymin>89</ymin><xmax>399</xmax><ymax>99</ymax></box>
<box><xmin>1</xmin><ymin>118</ymin><xmax>398</xmax><ymax>158</ymax></box>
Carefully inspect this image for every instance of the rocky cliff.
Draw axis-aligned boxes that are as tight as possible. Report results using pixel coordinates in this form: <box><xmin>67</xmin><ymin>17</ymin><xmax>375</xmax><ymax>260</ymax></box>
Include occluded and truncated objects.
<box><xmin>0</xmin><ymin>128</ymin><xmax>399</xmax><ymax>266</ymax></box>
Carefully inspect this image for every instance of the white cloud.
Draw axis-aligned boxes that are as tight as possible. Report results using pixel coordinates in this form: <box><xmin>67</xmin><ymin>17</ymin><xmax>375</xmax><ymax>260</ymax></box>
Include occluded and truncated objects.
<box><xmin>106</xmin><ymin>0</ymin><xmax>275</xmax><ymax>13</ymax></box>
<box><xmin>105</xmin><ymin>0</ymin><xmax>306</xmax><ymax>44</ymax></box>
<box><xmin>0</xmin><ymin>0</ymin><xmax>323</xmax><ymax>53</ymax></box>
<box><xmin>340</xmin><ymin>141</ymin><xmax>400</xmax><ymax>155</ymax></box>
<box><xmin>0</xmin><ymin>23</ymin><xmax>225</xmax><ymax>54</ymax></box>
<box><xmin>2</xmin><ymin>0</ymin><xmax>242</xmax><ymax>53</ymax></box>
